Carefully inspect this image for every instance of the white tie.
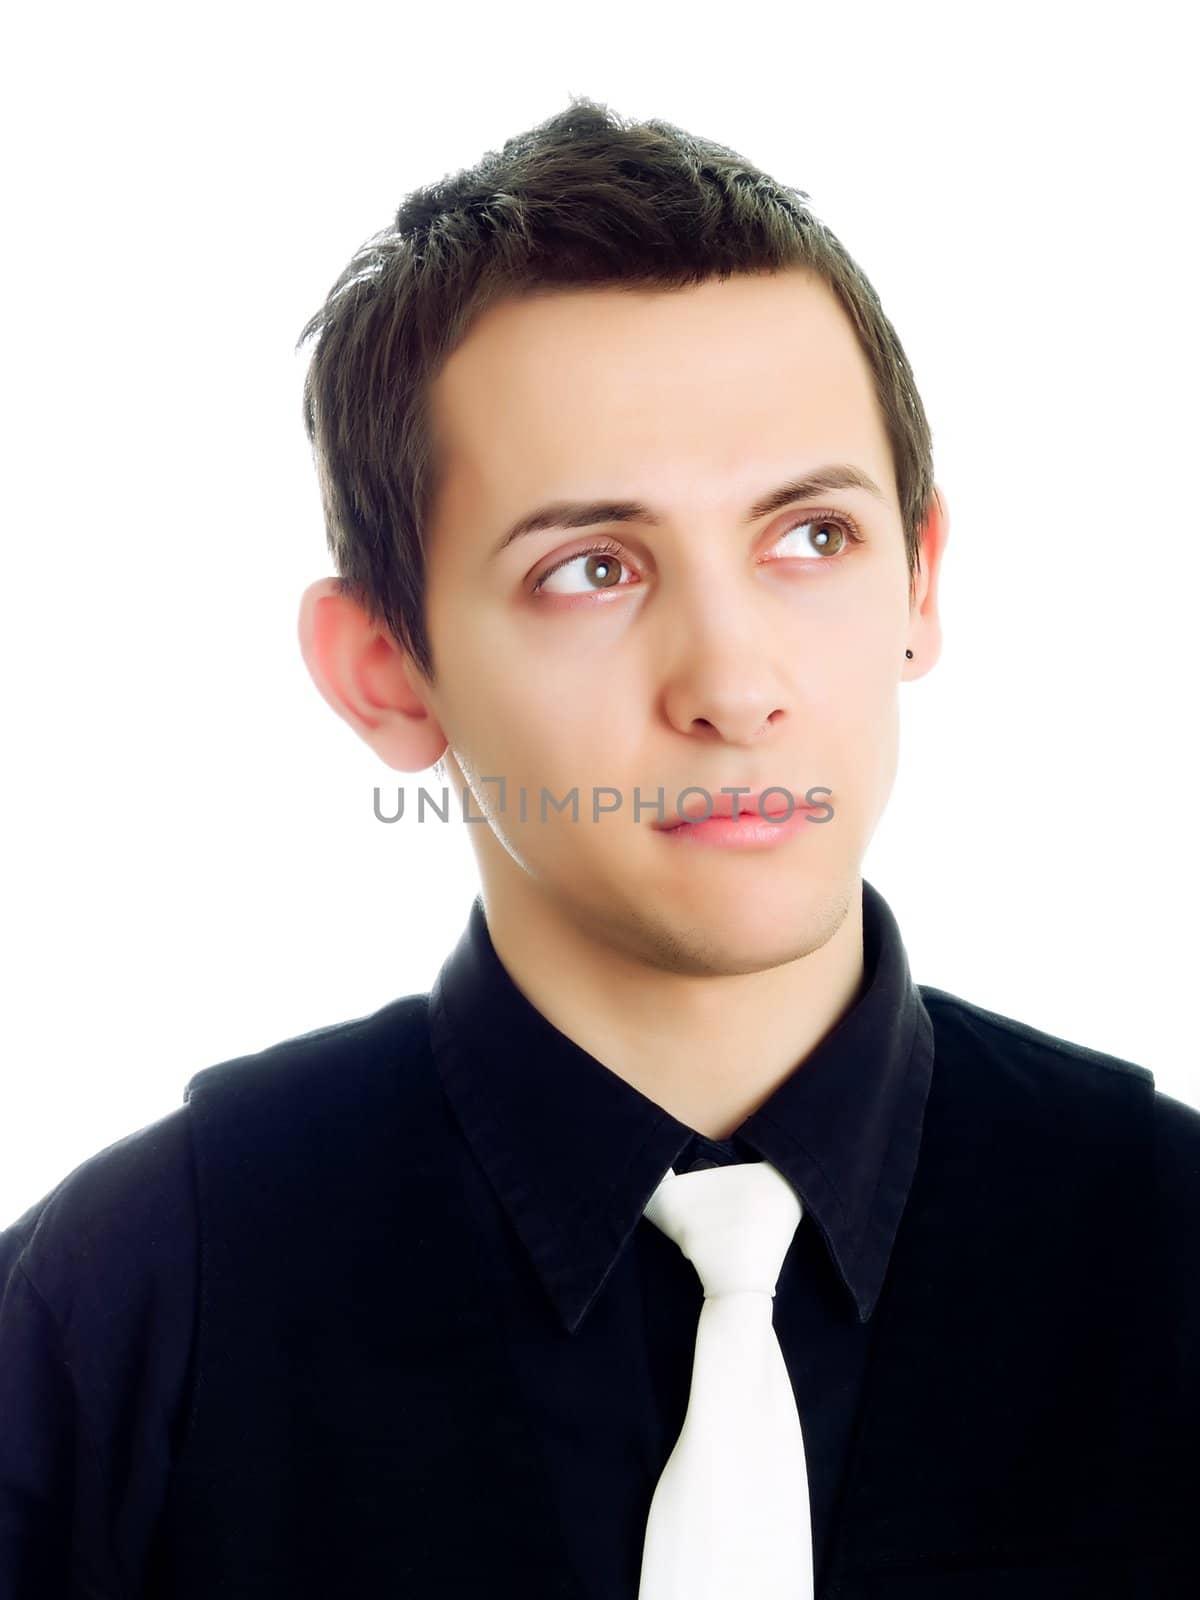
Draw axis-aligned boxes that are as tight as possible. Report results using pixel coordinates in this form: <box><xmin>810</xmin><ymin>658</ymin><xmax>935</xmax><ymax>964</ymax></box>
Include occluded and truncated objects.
<box><xmin>637</xmin><ymin>1159</ymin><xmax>814</xmax><ymax>1599</ymax></box>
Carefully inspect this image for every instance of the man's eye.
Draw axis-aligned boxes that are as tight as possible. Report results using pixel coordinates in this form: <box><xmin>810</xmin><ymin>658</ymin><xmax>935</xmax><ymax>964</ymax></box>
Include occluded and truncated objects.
<box><xmin>770</xmin><ymin>514</ymin><xmax>862</xmax><ymax>560</ymax></box>
<box><xmin>533</xmin><ymin>540</ymin><xmax>634</xmax><ymax>597</ymax></box>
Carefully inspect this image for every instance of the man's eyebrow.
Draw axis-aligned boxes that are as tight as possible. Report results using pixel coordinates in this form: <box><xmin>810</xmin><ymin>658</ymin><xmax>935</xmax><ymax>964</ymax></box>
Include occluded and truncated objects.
<box><xmin>492</xmin><ymin>463</ymin><xmax>886</xmax><ymax>555</ymax></box>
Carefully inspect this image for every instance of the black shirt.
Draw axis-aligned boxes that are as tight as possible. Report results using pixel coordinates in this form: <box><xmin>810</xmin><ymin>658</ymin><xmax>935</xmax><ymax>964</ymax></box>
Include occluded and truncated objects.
<box><xmin>3</xmin><ymin>878</ymin><xmax>1197</xmax><ymax>1595</ymax></box>
<box><xmin>427</xmin><ymin>876</ymin><xmax>933</xmax><ymax>1591</ymax></box>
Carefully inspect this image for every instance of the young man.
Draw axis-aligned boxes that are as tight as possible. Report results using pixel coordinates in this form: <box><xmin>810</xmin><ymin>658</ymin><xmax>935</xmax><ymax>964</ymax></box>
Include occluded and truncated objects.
<box><xmin>2</xmin><ymin>98</ymin><xmax>1198</xmax><ymax>1598</ymax></box>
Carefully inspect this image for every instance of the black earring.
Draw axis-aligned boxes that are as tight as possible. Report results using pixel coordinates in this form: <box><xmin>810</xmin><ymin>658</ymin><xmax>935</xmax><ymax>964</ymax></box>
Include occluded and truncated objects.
<box><xmin>905</xmin><ymin>649</ymin><xmax>913</xmax><ymax>659</ymax></box>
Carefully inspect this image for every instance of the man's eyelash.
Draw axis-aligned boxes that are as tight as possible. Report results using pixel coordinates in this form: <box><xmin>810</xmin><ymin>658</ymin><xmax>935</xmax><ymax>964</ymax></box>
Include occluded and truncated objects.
<box><xmin>777</xmin><ymin>510</ymin><xmax>865</xmax><ymax>551</ymax></box>
<box><xmin>530</xmin><ymin>511</ymin><xmax>864</xmax><ymax>593</ymax></box>
<box><xmin>533</xmin><ymin>538</ymin><xmax>627</xmax><ymax>591</ymax></box>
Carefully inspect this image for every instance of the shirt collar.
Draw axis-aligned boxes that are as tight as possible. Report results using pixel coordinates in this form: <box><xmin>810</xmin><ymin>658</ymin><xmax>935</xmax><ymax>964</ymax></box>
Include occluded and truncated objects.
<box><xmin>428</xmin><ymin>877</ymin><xmax>933</xmax><ymax>1333</ymax></box>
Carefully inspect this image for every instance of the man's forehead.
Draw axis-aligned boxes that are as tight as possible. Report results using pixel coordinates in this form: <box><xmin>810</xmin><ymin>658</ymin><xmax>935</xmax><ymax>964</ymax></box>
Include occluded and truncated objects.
<box><xmin>437</xmin><ymin>267</ymin><xmax>860</xmax><ymax>386</ymax></box>
<box><xmin>426</xmin><ymin>270</ymin><xmax>891</xmax><ymax>538</ymax></box>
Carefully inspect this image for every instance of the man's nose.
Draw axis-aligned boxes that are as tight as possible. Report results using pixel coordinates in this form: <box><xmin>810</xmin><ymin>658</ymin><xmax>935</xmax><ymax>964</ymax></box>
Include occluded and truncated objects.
<box><xmin>657</xmin><ymin>586</ymin><xmax>790</xmax><ymax>745</ymax></box>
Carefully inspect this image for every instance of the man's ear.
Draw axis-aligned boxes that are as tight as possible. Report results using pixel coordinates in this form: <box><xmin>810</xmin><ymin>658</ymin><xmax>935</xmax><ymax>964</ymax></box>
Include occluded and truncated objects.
<box><xmin>297</xmin><ymin>577</ymin><xmax>449</xmax><ymax>772</ymax></box>
<box><xmin>903</xmin><ymin>485</ymin><xmax>949</xmax><ymax>681</ymax></box>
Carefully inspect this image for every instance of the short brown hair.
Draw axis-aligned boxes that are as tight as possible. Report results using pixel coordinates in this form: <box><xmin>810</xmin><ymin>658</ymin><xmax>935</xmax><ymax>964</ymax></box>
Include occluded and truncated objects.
<box><xmin>297</xmin><ymin>96</ymin><xmax>935</xmax><ymax>686</ymax></box>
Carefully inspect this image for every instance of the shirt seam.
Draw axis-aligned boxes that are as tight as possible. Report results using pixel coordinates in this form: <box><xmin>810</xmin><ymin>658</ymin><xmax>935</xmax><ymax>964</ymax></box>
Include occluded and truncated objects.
<box><xmin>169</xmin><ymin>1100</ymin><xmax>208</xmax><ymax>1472</ymax></box>
<box><xmin>14</xmin><ymin>1256</ymin><xmax>131</xmax><ymax>1600</ymax></box>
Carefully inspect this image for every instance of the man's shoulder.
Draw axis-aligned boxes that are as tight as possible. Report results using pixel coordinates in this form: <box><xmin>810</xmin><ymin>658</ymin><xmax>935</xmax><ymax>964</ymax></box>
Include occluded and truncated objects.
<box><xmin>918</xmin><ymin>982</ymin><xmax>1155</xmax><ymax>1086</ymax></box>
<box><xmin>918</xmin><ymin>982</ymin><xmax>1200</xmax><ymax>1168</ymax></box>
<box><xmin>3</xmin><ymin>992</ymin><xmax>434</xmax><ymax>1306</ymax></box>
<box><xmin>1</xmin><ymin>1100</ymin><xmax>198</xmax><ymax>1327</ymax></box>
<box><xmin>182</xmin><ymin>990</ymin><xmax>431</xmax><ymax>1106</ymax></box>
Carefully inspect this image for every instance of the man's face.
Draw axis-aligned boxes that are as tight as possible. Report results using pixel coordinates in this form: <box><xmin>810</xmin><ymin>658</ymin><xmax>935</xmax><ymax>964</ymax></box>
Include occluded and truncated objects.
<box><xmin>415</xmin><ymin>267</ymin><xmax>943</xmax><ymax>973</ymax></box>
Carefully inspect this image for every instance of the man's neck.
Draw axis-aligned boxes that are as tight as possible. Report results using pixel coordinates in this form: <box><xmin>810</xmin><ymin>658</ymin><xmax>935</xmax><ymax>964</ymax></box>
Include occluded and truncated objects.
<box><xmin>479</xmin><ymin>877</ymin><xmax>866</xmax><ymax>1141</ymax></box>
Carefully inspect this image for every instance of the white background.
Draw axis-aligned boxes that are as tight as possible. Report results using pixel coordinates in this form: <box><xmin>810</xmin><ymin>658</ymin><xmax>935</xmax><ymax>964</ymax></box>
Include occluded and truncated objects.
<box><xmin>3</xmin><ymin>0</ymin><xmax>1197</xmax><ymax>1226</ymax></box>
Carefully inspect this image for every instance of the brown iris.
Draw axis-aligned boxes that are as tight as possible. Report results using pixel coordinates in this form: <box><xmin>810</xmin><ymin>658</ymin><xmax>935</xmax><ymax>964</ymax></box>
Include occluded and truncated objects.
<box><xmin>583</xmin><ymin>553</ymin><xmax>623</xmax><ymax>589</ymax></box>
<box><xmin>806</xmin><ymin>520</ymin><xmax>845</xmax><ymax>555</ymax></box>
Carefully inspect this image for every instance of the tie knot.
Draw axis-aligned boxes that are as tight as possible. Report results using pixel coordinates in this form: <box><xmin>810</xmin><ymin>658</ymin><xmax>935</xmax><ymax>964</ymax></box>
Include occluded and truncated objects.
<box><xmin>642</xmin><ymin>1160</ymin><xmax>804</xmax><ymax>1298</ymax></box>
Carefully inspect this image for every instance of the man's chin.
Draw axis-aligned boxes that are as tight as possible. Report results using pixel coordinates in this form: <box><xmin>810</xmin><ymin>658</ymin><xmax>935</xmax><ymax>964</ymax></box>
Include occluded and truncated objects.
<box><xmin>578</xmin><ymin>868</ymin><xmax>850</xmax><ymax>977</ymax></box>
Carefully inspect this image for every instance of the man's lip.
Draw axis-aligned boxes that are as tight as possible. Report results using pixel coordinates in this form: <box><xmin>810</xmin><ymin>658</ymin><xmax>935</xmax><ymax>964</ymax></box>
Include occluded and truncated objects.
<box><xmin>654</xmin><ymin>790</ymin><xmax>814</xmax><ymax>828</ymax></box>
